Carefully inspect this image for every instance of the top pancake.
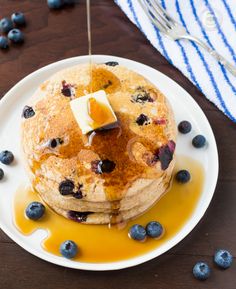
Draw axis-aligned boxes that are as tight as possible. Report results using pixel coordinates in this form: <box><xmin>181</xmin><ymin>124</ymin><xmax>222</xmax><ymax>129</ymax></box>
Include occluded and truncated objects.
<box><xmin>21</xmin><ymin>62</ymin><xmax>177</xmax><ymax>204</ymax></box>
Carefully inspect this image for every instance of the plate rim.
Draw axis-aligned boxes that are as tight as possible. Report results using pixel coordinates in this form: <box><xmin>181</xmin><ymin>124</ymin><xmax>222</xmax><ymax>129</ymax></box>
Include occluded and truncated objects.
<box><xmin>0</xmin><ymin>55</ymin><xmax>219</xmax><ymax>271</ymax></box>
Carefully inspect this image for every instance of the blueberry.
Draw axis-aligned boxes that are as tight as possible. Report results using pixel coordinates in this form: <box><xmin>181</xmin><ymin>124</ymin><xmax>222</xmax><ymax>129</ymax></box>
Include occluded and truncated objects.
<box><xmin>157</xmin><ymin>144</ymin><xmax>174</xmax><ymax>170</ymax></box>
<box><xmin>68</xmin><ymin>211</ymin><xmax>91</xmax><ymax>222</ymax></box>
<box><xmin>49</xmin><ymin>138</ymin><xmax>63</xmax><ymax>148</ymax></box>
<box><xmin>0</xmin><ymin>18</ymin><xmax>13</xmax><ymax>33</ymax></box>
<box><xmin>61</xmin><ymin>81</ymin><xmax>75</xmax><ymax>97</ymax></box>
<box><xmin>25</xmin><ymin>202</ymin><xmax>45</xmax><ymax>220</ymax></box>
<box><xmin>192</xmin><ymin>135</ymin><xmax>206</xmax><ymax>148</ymax></box>
<box><xmin>22</xmin><ymin>106</ymin><xmax>35</xmax><ymax>119</ymax></box>
<box><xmin>146</xmin><ymin>221</ymin><xmax>164</xmax><ymax>238</ymax></box>
<box><xmin>178</xmin><ymin>120</ymin><xmax>192</xmax><ymax>134</ymax></box>
<box><xmin>105</xmin><ymin>61</ymin><xmax>119</xmax><ymax>67</ymax></box>
<box><xmin>129</xmin><ymin>224</ymin><xmax>146</xmax><ymax>241</ymax></box>
<box><xmin>214</xmin><ymin>249</ymin><xmax>233</xmax><ymax>269</ymax></box>
<box><xmin>8</xmin><ymin>29</ymin><xmax>24</xmax><ymax>43</ymax></box>
<box><xmin>175</xmin><ymin>170</ymin><xmax>191</xmax><ymax>183</ymax></box>
<box><xmin>91</xmin><ymin>159</ymin><xmax>116</xmax><ymax>174</ymax></box>
<box><xmin>60</xmin><ymin>240</ymin><xmax>78</xmax><ymax>259</ymax></box>
<box><xmin>0</xmin><ymin>150</ymin><xmax>14</xmax><ymax>165</ymax></box>
<box><xmin>59</xmin><ymin>180</ymin><xmax>75</xmax><ymax>195</ymax></box>
<box><xmin>193</xmin><ymin>262</ymin><xmax>211</xmax><ymax>280</ymax></box>
<box><xmin>0</xmin><ymin>36</ymin><xmax>9</xmax><ymax>49</ymax></box>
<box><xmin>47</xmin><ymin>0</ymin><xmax>64</xmax><ymax>9</ymax></box>
<box><xmin>11</xmin><ymin>12</ymin><xmax>26</xmax><ymax>26</ymax></box>
<box><xmin>0</xmin><ymin>168</ymin><xmax>4</xmax><ymax>180</ymax></box>
<box><xmin>136</xmin><ymin>114</ymin><xmax>149</xmax><ymax>126</ymax></box>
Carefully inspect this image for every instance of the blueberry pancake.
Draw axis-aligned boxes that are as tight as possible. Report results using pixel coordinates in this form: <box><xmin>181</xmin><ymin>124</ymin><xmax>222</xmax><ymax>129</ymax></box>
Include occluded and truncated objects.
<box><xmin>21</xmin><ymin>63</ymin><xmax>177</xmax><ymax>224</ymax></box>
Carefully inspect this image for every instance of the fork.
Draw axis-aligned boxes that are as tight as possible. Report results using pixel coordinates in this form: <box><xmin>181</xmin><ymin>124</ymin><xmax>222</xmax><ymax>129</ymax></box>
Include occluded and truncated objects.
<box><xmin>138</xmin><ymin>0</ymin><xmax>236</xmax><ymax>77</ymax></box>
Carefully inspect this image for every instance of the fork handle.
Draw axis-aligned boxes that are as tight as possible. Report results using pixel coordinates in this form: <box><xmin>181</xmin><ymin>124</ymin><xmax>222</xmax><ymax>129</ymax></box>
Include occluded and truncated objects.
<box><xmin>182</xmin><ymin>35</ymin><xmax>236</xmax><ymax>77</ymax></box>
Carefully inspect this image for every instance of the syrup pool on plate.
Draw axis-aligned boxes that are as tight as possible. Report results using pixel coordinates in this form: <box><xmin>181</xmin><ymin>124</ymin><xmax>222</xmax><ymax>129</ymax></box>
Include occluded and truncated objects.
<box><xmin>13</xmin><ymin>155</ymin><xmax>204</xmax><ymax>263</ymax></box>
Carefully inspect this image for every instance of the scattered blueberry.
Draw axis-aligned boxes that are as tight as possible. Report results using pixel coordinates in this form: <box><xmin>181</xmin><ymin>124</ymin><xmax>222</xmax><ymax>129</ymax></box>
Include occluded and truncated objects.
<box><xmin>0</xmin><ymin>150</ymin><xmax>14</xmax><ymax>165</ymax></box>
<box><xmin>59</xmin><ymin>180</ymin><xmax>75</xmax><ymax>195</ymax></box>
<box><xmin>193</xmin><ymin>262</ymin><xmax>211</xmax><ymax>281</ymax></box>
<box><xmin>47</xmin><ymin>0</ymin><xmax>64</xmax><ymax>9</ymax></box>
<box><xmin>192</xmin><ymin>135</ymin><xmax>206</xmax><ymax>148</ymax></box>
<box><xmin>0</xmin><ymin>168</ymin><xmax>4</xmax><ymax>180</ymax></box>
<box><xmin>11</xmin><ymin>12</ymin><xmax>26</xmax><ymax>26</ymax></box>
<box><xmin>136</xmin><ymin>114</ymin><xmax>149</xmax><ymax>126</ymax></box>
<box><xmin>129</xmin><ymin>224</ymin><xmax>146</xmax><ymax>241</ymax></box>
<box><xmin>0</xmin><ymin>36</ymin><xmax>9</xmax><ymax>49</ymax></box>
<box><xmin>214</xmin><ymin>249</ymin><xmax>233</xmax><ymax>269</ymax></box>
<box><xmin>131</xmin><ymin>87</ymin><xmax>154</xmax><ymax>104</ymax></box>
<box><xmin>60</xmin><ymin>240</ymin><xmax>78</xmax><ymax>259</ymax></box>
<box><xmin>105</xmin><ymin>61</ymin><xmax>119</xmax><ymax>66</ymax></box>
<box><xmin>22</xmin><ymin>105</ymin><xmax>35</xmax><ymax>119</ymax></box>
<box><xmin>175</xmin><ymin>170</ymin><xmax>191</xmax><ymax>183</ymax></box>
<box><xmin>25</xmin><ymin>201</ymin><xmax>45</xmax><ymax>220</ymax></box>
<box><xmin>49</xmin><ymin>138</ymin><xmax>63</xmax><ymax>148</ymax></box>
<box><xmin>91</xmin><ymin>159</ymin><xmax>116</xmax><ymax>174</ymax></box>
<box><xmin>146</xmin><ymin>221</ymin><xmax>164</xmax><ymax>238</ymax></box>
<box><xmin>73</xmin><ymin>191</ymin><xmax>83</xmax><ymax>199</ymax></box>
<box><xmin>178</xmin><ymin>120</ymin><xmax>192</xmax><ymax>134</ymax></box>
<box><xmin>0</xmin><ymin>17</ymin><xmax>13</xmax><ymax>33</ymax></box>
<box><xmin>68</xmin><ymin>210</ymin><xmax>92</xmax><ymax>222</ymax></box>
<box><xmin>8</xmin><ymin>28</ymin><xmax>24</xmax><ymax>43</ymax></box>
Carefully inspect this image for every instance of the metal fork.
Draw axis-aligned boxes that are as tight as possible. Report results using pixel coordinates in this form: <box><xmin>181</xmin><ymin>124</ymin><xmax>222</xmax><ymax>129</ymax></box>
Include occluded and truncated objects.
<box><xmin>138</xmin><ymin>0</ymin><xmax>236</xmax><ymax>76</ymax></box>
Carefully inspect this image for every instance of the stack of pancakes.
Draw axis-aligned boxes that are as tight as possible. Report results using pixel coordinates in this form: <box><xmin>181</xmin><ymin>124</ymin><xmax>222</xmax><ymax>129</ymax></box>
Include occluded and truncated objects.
<box><xmin>21</xmin><ymin>62</ymin><xmax>177</xmax><ymax>224</ymax></box>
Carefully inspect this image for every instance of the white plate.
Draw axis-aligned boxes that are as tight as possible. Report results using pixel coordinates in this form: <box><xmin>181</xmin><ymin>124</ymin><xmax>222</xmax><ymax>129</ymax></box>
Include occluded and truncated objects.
<box><xmin>0</xmin><ymin>55</ymin><xmax>218</xmax><ymax>271</ymax></box>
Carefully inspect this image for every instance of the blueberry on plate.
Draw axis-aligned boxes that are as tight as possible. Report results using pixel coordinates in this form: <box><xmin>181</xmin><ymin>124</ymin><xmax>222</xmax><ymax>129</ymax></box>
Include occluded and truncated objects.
<box><xmin>192</xmin><ymin>135</ymin><xmax>206</xmax><ymax>148</ymax></box>
<box><xmin>11</xmin><ymin>12</ymin><xmax>26</xmax><ymax>26</ymax></box>
<box><xmin>178</xmin><ymin>120</ymin><xmax>192</xmax><ymax>134</ymax></box>
<box><xmin>60</xmin><ymin>240</ymin><xmax>78</xmax><ymax>259</ymax></box>
<box><xmin>0</xmin><ymin>36</ymin><xmax>9</xmax><ymax>49</ymax></box>
<box><xmin>0</xmin><ymin>150</ymin><xmax>14</xmax><ymax>165</ymax></box>
<box><xmin>192</xmin><ymin>262</ymin><xmax>211</xmax><ymax>280</ymax></box>
<box><xmin>0</xmin><ymin>17</ymin><xmax>13</xmax><ymax>33</ymax></box>
<box><xmin>8</xmin><ymin>29</ymin><xmax>24</xmax><ymax>43</ymax></box>
<box><xmin>0</xmin><ymin>168</ymin><xmax>4</xmax><ymax>180</ymax></box>
<box><xmin>105</xmin><ymin>61</ymin><xmax>119</xmax><ymax>67</ymax></box>
<box><xmin>175</xmin><ymin>170</ymin><xmax>191</xmax><ymax>183</ymax></box>
<box><xmin>146</xmin><ymin>221</ymin><xmax>164</xmax><ymax>238</ymax></box>
<box><xmin>47</xmin><ymin>0</ymin><xmax>64</xmax><ymax>9</ymax></box>
<box><xmin>214</xmin><ymin>249</ymin><xmax>233</xmax><ymax>269</ymax></box>
<box><xmin>129</xmin><ymin>224</ymin><xmax>146</xmax><ymax>241</ymax></box>
<box><xmin>25</xmin><ymin>202</ymin><xmax>45</xmax><ymax>220</ymax></box>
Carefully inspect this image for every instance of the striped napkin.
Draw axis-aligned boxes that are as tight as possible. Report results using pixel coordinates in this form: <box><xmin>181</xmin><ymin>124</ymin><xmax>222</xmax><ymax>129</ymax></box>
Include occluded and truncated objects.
<box><xmin>115</xmin><ymin>0</ymin><xmax>236</xmax><ymax>122</ymax></box>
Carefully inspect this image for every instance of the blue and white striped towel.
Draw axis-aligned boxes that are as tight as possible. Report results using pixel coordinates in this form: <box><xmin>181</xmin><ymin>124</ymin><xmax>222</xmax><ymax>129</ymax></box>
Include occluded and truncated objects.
<box><xmin>115</xmin><ymin>0</ymin><xmax>236</xmax><ymax>122</ymax></box>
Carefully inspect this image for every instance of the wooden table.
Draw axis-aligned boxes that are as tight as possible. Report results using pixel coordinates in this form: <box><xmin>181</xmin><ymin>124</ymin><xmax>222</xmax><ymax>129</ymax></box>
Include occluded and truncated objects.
<box><xmin>0</xmin><ymin>1</ymin><xmax>235</xmax><ymax>288</ymax></box>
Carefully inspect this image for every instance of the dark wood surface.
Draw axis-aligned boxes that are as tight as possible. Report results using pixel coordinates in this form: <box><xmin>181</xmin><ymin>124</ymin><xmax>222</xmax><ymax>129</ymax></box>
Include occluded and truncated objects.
<box><xmin>0</xmin><ymin>1</ymin><xmax>235</xmax><ymax>288</ymax></box>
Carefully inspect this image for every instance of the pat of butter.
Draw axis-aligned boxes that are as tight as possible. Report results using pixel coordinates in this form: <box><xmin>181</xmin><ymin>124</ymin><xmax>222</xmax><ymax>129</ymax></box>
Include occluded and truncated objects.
<box><xmin>70</xmin><ymin>90</ymin><xmax>117</xmax><ymax>134</ymax></box>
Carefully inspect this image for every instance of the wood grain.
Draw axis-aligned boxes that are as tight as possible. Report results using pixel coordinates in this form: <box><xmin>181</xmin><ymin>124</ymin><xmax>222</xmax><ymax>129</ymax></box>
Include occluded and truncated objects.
<box><xmin>0</xmin><ymin>0</ymin><xmax>235</xmax><ymax>288</ymax></box>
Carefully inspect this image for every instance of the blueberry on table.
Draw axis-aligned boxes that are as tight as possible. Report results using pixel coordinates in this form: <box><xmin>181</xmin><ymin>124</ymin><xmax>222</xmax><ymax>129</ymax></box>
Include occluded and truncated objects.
<box><xmin>11</xmin><ymin>12</ymin><xmax>26</xmax><ymax>26</ymax></box>
<box><xmin>25</xmin><ymin>202</ymin><xmax>45</xmax><ymax>220</ymax></box>
<box><xmin>192</xmin><ymin>262</ymin><xmax>211</xmax><ymax>280</ymax></box>
<box><xmin>175</xmin><ymin>170</ymin><xmax>191</xmax><ymax>183</ymax></box>
<box><xmin>47</xmin><ymin>0</ymin><xmax>64</xmax><ymax>9</ymax></box>
<box><xmin>8</xmin><ymin>29</ymin><xmax>24</xmax><ymax>43</ymax></box>
<box><xmin>146</xmin><ymin>221</ymin><xmax>164</xmax><ymax>238</ymax></box>
<box><xmin>0</xmin><ymin>168</ymin><xmax>4</xmax><ymax>180</ymax></box>
<box><xmin>192</xmin><ymin>135</ymin><xmax>206</xmax><ymax>148</ymax></box>
<box><xmin>178</xmin><ymin>120</ymin><xmax>192</xmax><ymax>134</ymax></box>
<box><xmin>0</xmin><ymin>150</ymin><xmax>14</xmax><ymax>165</ymax></box>
<box><xmin>214</xmin><ymin>249</ymin><xmax>233</xmax><ymax>269</ymax></box>
<box><xmin>60</xmin><ymin>240</ymin><xmax>78</xmax><ymax>259</ymax></box>
<box><xmin>129</xmin><ymin>224</ymin><xmax>146</xmax><ymax>241</ymax></box>
<box><xmin>0</xmin><ymin>18</ymin><xmax>13</xmax><ymax>33</ymax></box>
<box><xmin>0</xmin><ymin>36</ymin><xmax>9</xmax><ymax>49</ymax></box>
